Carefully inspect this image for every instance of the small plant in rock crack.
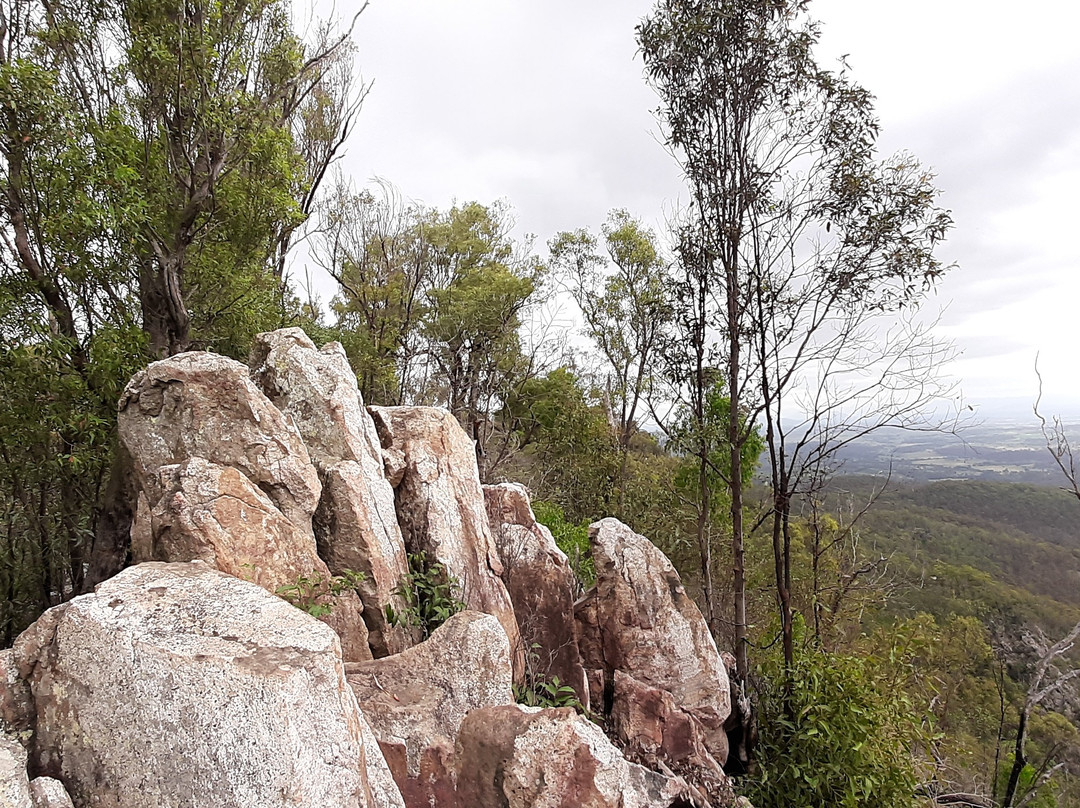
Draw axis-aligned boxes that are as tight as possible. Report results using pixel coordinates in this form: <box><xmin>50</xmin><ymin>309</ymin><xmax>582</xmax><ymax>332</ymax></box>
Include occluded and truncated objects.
<box><xmin>514</xmin><ymin>675</ymin><xmax>587</xmax><ymax>712</ymax></box>
<box><xmin>275</xmin><ymin>569</ymin><xmax>366</xmax><ymax>618</ymax></box>
<box><xmin>384</xmin><ymin>552</ymin><xmax>465</xmax><ymax>639</ymax></box>
<box><xmin>514</xmin><ymin>642</ymin><xmax>589</xmax><ymax>713</ymax></box>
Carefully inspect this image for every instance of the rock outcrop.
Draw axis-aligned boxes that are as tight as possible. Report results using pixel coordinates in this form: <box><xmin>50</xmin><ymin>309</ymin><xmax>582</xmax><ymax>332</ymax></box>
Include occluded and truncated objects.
<box><xmin>611</xmin><ymin>671</ymin><xmax>729</xmax><ymax>793</ymax></box>
<box><xmin>12</xmin><ymin>562</ymin><xmax>403</xmax><ymax>808</ymax></box>
<box><xmin>455</xmin><ymin>704</ymin><xmax>701</xmax><ymax>808</ymax></box>
<box><xmin>346</xmin><ymin>611</ymin><xmax>514</xmax><ymax>806</ymax></box>
<box><xmin>0</xmin><ymin>331</ymin><xmax>748</xmax><ymax>807</ymax></box>
<box><xmin>484</xmin><ymin>483</ymin><xmax>588</xmax><ymax>706</ymax></box>
<box><xmin>0</xmin><ymin>652</ymin><xmax>31</xmax><ymax>740</ymax></box>
<box><xmin>370</xmin><ymin>406</ymin><xmax>523</xmax><ymax>679</ymax></box>
<box><xmin>118</xmin><ymin>351</ymin><xmax>320</xmax><ymax>528</ymax></box>
<box><xmin>576</xmin><ymin>518</ymin><xmax>732</xmax><ymax>795</ymax></box>
<box><xmin>117</xmin><ymin>351</ymin><xmax>370</xmax><ymax>661</ymax></box>
<box><xmin>249</xmin><ymin>329</ymin><xmax>412</xmax><ymax>657</ymax></box>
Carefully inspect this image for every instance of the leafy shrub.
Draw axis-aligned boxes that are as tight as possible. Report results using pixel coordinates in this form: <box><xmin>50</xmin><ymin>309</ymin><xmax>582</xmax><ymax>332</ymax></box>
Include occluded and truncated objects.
<box><xmin>533</xmin><ymin>500</ymin><xmax>595</xmax><ymax>588</ymax></box>
<box><xmin>745</xmin><ymin>639</ymin><xmax>932</xmax><ymax>808</ymax></box>
<box><xmin>385</xmin><ymin>552</ymin><xmax>466</xmax><ymax>638</ymax></box>
<box><xmin>275</xmin><ymin>569</ymin><xmax>366</xmax><ymax>618</ymax></box>
<box><xmin>514</xmin><ymin>675</ymin><xmax>587</xmax><ymax>712</ymax></box>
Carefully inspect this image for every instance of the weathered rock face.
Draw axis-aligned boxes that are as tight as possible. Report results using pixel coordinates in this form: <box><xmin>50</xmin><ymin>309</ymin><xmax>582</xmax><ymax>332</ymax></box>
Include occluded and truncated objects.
<box><xmin>370</xmin><ymin>406</ymin><xmax>523</xmax><ymax>679</ymax></box>
<box><xmin>346</xmin><ymin>611</ymin><xmax>513</xmax><ymax>807</ymax></box>
<box><xmin>12</xmin><ymin>562</ymin><xmax>403</xmax><ymax>808</ymax></box>
<box><xmin>455</xmin><ymin>704</ymin><xmax>701</xmax><ymax>808</ymax></box>
<box><xmin>0</xmin><ymin>733</ymin><xmax>31</xmax><ymax>808</ymax></box>
<box><xmin>484</xmin><ymin>483</ymin><xmax>587</xmax><ymax>706</ymax></box>
<box><xmin>148</xmin><ymin>458</ymin><xmax>370</xmax><ymax>661</ymax></box>
<box><xmin>0</xmin><ymin>652</ymin><xmax>31</xmax><ymax>740</ymax></box>
<box><xmin>576</xmin><ymin>518</ymin><xmax>732</xmax><ymax>782</ymax></box>
<box><xmin>118</xmin><ymin>351</ymin><xmax>320</xmax><ymax>529</ymax></box>
<box><xmin>118</xmin><ymin>351</ymin><xmax>370</xmax><ymax>661</ymax></box>
<box><xmin>27</xmin><ymin>778</ymin><xmax>73</xmax><ymax>808</ymax></box>
<box><xmin>250</xmin><ymin>330</ymin><xmax>411</xmax><ymax>656</ymax></box>
<box><xmin>611</xmin><ymin>671</ymin><xmax>729</xmax><ymax>795</ymax></box>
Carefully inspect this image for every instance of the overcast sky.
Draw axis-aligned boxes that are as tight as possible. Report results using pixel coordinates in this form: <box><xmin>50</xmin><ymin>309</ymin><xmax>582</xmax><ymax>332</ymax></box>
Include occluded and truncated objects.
<box><xmin>309</xmin><ymin>0</ymin><xmax>1080</xmax><ymax>417</ymax></box>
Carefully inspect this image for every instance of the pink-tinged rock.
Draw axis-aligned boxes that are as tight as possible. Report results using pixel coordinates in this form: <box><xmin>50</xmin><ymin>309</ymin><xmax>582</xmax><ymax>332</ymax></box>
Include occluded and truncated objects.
<box><xmin>484</xmin><ymin>483</ymin><xmax>587</xmax><ymax>707</ymax></box>
<box><xmin>315</xmin><ymin>464</ymin><xmax>413</xmax><ymax>656</ymax></box>
<box><xmin>0</xmin><ymin>732</ymin><xmax>31</xmax><ymax>808</ymax></box>
<box><xmin>249</xmin><ymin>329</ymin><xmax>414</xmax><ymax>657</ymax></box>
<box><xmin>369</xmin><ymin>407</ymin><xmax>523</xmax><ymax>679</ymax></box>
<box><xmin>248</xmin><ymin>329</ymin><xmax>383</xmax><ymax>470</ymax></box>
<box><xmin>611</xmin><ymin>671</ymin><xmax>729</xmax><ymax>799</ymax></box>
<box><xmin>147</xmin><ymin>458</ymin><xmax>370</xmax><ymax>662</ymax></box>
<box><xmin>579</xmin><ymin>518</ymin><xmax>731</xmax><ymax>768</ymax></box>
<box><xmin>346</xmin><ymin>611</ymin><xmax>513</xmax><ymax>805</ymax></box>
<box><xmin>455</xmin><ymin>704</ymin><xmax>702</xmax><ymax>808</ymax></box>
<box><xmin>118</xmin><ymin>351</ymin><xmax>321</xmax><ymax>531</ymax></box>
<box><xmin>12</xmin><ymin>562</ymin><xmax>403</xmax><ymax>808</ymax></box>
<box><xmin>27</xmin><ymin>777</ymin><xmax>73</xmax><ymax>808</ymax></box>
<box><xmin>573</xmin><ymin>589</ymin><xmax>608</xmax><ymax>712</ymax></box>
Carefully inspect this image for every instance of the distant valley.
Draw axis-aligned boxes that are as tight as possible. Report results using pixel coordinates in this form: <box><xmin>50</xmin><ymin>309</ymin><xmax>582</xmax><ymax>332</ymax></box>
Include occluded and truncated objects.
<box><xmin>831</xmin><ymin>415</ymin><xmax>1080</xmax><ymax>485</ymax></box>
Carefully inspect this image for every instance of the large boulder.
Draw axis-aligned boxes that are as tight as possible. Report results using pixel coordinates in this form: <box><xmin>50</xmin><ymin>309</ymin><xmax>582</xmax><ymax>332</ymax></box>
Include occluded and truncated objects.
<box><xmin>369</xmin><ymin>407</ymin><xmax>523</xmax><ymax>679</ymax></box>
<box><xmin>346</xmin><ymin>611</ymin><xmax>513</xmax><ymax>807</ymax></box>
<box><xmin>148</xmin><ymin>458</ymin><xmax>370</xmax><ymax>662</ymax></box>
<box><xmin>576</xmin><ymin>519</ymin><xmax>731</xmax><ymax>776</ymax></box>
<box><xmin>118</xmin><ymin>352</ymin><xmax>369</xmax><ymax>661</ymax></box>
<box><xmin>12</xmin><ymin>562</ymin><xmax>403</xmax><ymax>808</ymax></box>
<box><xmin>250</xmin><ymin>330</ymin><xmax>411</xmax><ymax>656</ymax></box>
<box><xmin>455</xmin><ymin>704</ymin><xmax>703</xmax><ymax>808</ymax></box>
<box><xmin>118</xmin><ymin>351</ymin><xmax>320</xmax><ymax>529</ymax></box>
<box><xmin>484</xmin><ymin>483</ymin><xmax>587</xmax><ymax>706</ymax></box>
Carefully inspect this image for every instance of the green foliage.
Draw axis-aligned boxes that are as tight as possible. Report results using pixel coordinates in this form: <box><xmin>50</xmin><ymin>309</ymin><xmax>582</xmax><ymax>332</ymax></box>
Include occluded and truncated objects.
<box><xmin>503</xmin><ymin>368</ymin><xmax>620</xmax><ymax>521</ymax></box>
<box><xmin>275</xmin><ymin>569</ymin><xmax>366</xmax><ymax>618</ymax></box>
<box><xmin>514</xmin><ymin>674</ymin><xmax>587</xmax><ymax>712</ymax></box>
<box><xmin>532</xmin><ymin>500</ymin><xmax>595</xmax><ymax>588</ymax></box>
<box><xmin>0</xmin><ymin>328</ymin><xmax>147</xmax><ymax>641</ymax></box>
<box><xmin>0</xmin><ymin>0</ymin><xmax>359</xmax><ymax>644</ymax></box>
<box><xmin>996</xmin><ymin>757</ymin><xmax>1059</xmax><ymax>808</ymax></box>
<box><xmin>746</xmin><ymin>632</ymin><xmax>933</xmax><ymax>808</ymax></box>
<box><xmin>670</xmin><ymin>381</ymin><xmax>764</xmax><ymax>496</ymax></box>
<box><xmin>549</xmin><ymin>209</ymin><xmax>672</xmax><ymax>450</ymax></box>
<box><xmin>385</xmin><ymin>553</ymin><xmax>466</xmax><ymax>639</ymax></box>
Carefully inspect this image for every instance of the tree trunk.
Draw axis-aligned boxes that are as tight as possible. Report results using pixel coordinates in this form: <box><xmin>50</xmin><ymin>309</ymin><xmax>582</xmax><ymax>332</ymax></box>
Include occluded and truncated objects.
<box><xmin>140</xmin><ymin>256</ymin><xmax>191</xmax><ymax>356</ymax></box>
<box><xmin>1002</xmin><ymin>709</ymin><xmax>1028</xmax><ymax>808</ymax></box>
<box><xmin>84</xmin><ymin>448</ymin><xmax>136</xmax><ymax>592</ymax></box>
<box><xmin>728</xmin><ymin>271</ymin><xmax>749</xmax><ymax>683</ymax></box>
<box><xmin>697</xmin><ymin>452</ymin><xmax>717</xmax><ymax>636</ymax></box>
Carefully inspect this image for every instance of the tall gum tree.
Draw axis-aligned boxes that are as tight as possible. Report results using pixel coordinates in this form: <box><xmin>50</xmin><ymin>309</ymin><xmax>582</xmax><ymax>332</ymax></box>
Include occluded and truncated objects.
<box><xmin>638</xmin><ymin>0</ymin><xmax>954</xmax><ymax>707</ymax></box>
<box><xmin>0</xmin><ymin>0</ymin><xmax>365</xmax><ymax>609</ymax></box>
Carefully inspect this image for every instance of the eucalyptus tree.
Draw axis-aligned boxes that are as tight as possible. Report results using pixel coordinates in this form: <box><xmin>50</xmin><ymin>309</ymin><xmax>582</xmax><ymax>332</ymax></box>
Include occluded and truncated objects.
<box><xmin>316</xmin><ymin>178</ymin><xmax>436</xmax><ymax>405</ymax></box>
<box><xmin>0</xmin><ymin>0</ymin><xmax>365</xmax><ymax>616</ymax></box>
<box><xmin>320</xmin><ymin>194</ymin><xmax>546</xmax><ymax>480</ymax></box>
<box><xmin>638</xmin><ymin>0</ymin><xmax>954</xmax><ymax>690</ymax></box>
<box><xmin>549</xmin><ymin>210</ymin><xmax>672</xmax><ymax>451</ymax></box>
<box><xmin>549</xmin><ymin>210</ymin><xmax>673</xmax><ymax>512</ymax></box>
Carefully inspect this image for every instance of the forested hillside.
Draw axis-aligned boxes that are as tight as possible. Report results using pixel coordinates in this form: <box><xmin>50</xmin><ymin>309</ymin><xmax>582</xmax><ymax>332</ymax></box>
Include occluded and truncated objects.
<box><xmin>834</xmin><ymin>479</ymin><xmax>1080</xmax><ymax>624</ymax></box>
